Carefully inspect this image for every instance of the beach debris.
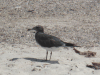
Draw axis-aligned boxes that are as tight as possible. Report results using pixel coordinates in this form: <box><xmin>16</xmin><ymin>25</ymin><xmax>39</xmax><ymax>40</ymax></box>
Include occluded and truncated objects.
<box><xmin>86</xmin><ymin>62</ymin><xmax>100</xmax><ymax>70</ymax></box>
<box><xmin>73</xmin><ymin>48</ymin><xmax>96</xmax><ymax>57</ymax></box>
<box><xmin>32</xmin><ymin>68</ymin><xmax>38</xmax><ymax>71</ymax></box>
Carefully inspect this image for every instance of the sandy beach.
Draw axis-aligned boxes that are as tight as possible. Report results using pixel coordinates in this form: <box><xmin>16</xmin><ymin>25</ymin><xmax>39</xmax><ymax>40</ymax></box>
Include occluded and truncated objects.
<box><xmin>0</xmin><ymin>43</ymin><xmax>100</xmax><ymax>75</ymax></box>
<box><xmin>0</xmin><ymin>0</ymin><xmax>100</xmax><ymax>75</ymax></box>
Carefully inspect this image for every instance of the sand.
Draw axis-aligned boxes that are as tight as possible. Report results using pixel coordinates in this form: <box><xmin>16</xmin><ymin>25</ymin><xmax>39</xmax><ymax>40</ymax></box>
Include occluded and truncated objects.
<box><xmin>0</xmin><ymin>43</ymin><xmax>100</xmax><ymax>75</ymax></box>
<box><xmin>0</xmin><ymin>0</ymin><xmax>100</xmax><ymax>75</ymax></box>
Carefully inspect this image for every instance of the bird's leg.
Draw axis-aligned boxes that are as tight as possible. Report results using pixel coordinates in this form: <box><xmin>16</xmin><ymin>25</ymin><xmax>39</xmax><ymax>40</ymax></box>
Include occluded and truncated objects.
<box><xmin>46</xmin><ymin>51</ymin><xmax>48</xmax><ymax>61</ymax></box>
<box><xmin>50</xmin><ymin>51</ymin><xmax>52</xmax><ymax>60</ymax></box>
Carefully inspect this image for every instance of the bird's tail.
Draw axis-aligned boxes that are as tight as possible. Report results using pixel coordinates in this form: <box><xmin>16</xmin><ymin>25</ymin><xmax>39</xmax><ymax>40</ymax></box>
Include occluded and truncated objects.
<box><xmin>64</xmin><ymin>42</ymin><xmax>80</xmax><ymax>47</ymax></box>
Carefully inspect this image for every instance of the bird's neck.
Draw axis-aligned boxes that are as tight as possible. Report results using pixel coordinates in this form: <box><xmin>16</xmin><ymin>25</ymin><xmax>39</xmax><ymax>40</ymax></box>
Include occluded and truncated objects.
<box><xmin>35</xmin><ymin>31</ymin><xmax>44</xmax><ymax>36</ymax></box>
<box><xmin>35</xmin><ymin>31</ymin><xmax>44</xmax><ymax>41</ymax></box>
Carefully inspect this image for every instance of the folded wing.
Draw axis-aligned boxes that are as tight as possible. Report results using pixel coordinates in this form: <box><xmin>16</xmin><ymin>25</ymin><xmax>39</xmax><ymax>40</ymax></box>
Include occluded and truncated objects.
<box><xmin>35</xmin><ymin>32</ymin><xmax>65</xmax><ymax>47</ymax></box>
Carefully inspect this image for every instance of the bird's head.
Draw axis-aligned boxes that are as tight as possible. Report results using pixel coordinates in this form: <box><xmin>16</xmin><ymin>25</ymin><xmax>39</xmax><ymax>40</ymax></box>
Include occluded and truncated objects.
<box><xmin>27</xmin><ymin>25</ymin><xmax>44</xmax><ymax>32</ymax></box>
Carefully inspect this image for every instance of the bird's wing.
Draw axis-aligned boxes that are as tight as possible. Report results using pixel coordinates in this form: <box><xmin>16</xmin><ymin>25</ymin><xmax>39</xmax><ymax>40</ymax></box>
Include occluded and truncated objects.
<box><xmin>36</xmin><ymin>32</ymin><xmax>64</xmax><ymax>47</ymax></box>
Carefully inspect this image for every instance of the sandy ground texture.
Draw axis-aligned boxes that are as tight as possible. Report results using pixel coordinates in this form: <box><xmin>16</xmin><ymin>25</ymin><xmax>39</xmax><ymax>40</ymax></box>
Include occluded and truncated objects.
<box><xmin>0</xmin><ymin>43</ymin><xmax>100</xmax><ymax>75</ymax></box>
<box><xmin>0</xmin><ymin>0</ymin><xmax>100</xmax><ymax>75</ymax></box>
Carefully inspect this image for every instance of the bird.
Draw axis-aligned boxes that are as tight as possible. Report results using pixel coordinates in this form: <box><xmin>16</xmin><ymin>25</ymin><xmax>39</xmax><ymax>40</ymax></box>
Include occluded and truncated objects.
<box><xmin>27</xmin><ymin>25</ymin><xmax>80</xmax><ymax>61</ymax></box>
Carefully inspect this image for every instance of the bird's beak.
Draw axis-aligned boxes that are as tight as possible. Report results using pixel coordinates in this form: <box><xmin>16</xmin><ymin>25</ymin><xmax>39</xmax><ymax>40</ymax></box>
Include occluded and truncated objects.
<box><xmin>27</xmin><ymin>28</ymin><xmax>32</xmax><ymax>31</ymax></box>
<box><xmin>27</xmin><ymin>27</ymin><xmax>35</xmax><ymax>31</ymax></box>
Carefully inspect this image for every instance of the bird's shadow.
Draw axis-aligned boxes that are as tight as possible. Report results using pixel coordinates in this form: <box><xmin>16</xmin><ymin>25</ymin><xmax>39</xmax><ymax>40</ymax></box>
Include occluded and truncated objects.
<box><xmin>9</xmin><ymin>57</ymin><xmax>59</xmax><ymax>64</ymax></box>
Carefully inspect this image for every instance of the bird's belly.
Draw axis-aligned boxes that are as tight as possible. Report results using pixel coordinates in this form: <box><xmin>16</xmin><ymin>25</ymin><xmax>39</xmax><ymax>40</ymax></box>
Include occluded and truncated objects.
<box><xmin>42</xmin><ymin>47</ymin><xmax>63</xmax><ymax>51</ymax></box>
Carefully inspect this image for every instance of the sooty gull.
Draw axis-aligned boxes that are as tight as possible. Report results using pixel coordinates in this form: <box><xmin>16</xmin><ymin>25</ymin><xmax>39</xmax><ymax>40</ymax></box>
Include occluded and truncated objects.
<box><xmin>27</xmin><ymin>25</ymin><xmax>79</xmax><ymax>60</ymax></box>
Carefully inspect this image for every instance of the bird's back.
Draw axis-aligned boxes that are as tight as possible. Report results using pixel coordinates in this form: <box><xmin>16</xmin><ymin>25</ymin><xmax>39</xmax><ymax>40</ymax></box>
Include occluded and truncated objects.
<box><xmin>35</xmin><ymin>32</ymin><xmax>65</xmax><ymax>47</ymax></box>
